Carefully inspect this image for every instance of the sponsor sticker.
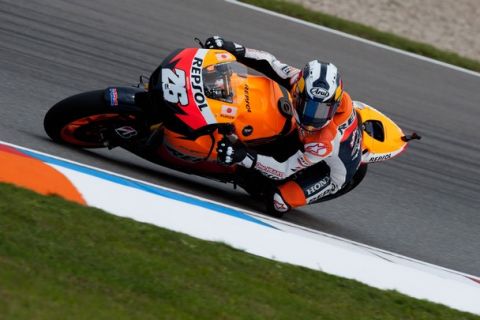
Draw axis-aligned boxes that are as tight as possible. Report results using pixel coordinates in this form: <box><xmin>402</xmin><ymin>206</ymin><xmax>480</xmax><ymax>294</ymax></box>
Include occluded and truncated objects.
<box><xmin>114</xmin><ymin>126</ymin><xmax>137</xmax><ymax>139</ymax></box>
<box><xmin>368</xmin><ymin>153</ymin><xmax>392</xmax><ymax>163</ymax></box>
<box><xmin>273</xmin><ymin>193</ymin><xmax>289</xmax><ymax>212</ymax></box>
<box><xmin>305</xmin><ymin>176</ymin><xmax>330</xmax><ymax>196</ymax></box>
<box><xmin>221</xmin><ymin>105</ymin><xmax>237</xmax><ymax>118</ymax></box>
<box><xmin>216</xmin><ymin>52</ymin><xmax>232</xmax><ymax>61</ymax></box>
<box><xmin>305</xmin><ymin>143</ymin><xmax>328</xmax><ymax>157</ymax></box>
<box><xmin>309</xmin><ymin>87</ymin><xmax>329</xmax><ymax>99</ymax></box>
<box><xmin>244</xmin><ymin>84</ymin><xmax>251</xmax><ymax>112</ymax></box>
<box><xmin>254</xmin><ymin>162</ymin><xmax>285</xmax><ymax>180</ymax></box>
<box><xmin>109</xmin><ymin>88</ymin><xmax>118</xmax><ymax>106</ymax></box>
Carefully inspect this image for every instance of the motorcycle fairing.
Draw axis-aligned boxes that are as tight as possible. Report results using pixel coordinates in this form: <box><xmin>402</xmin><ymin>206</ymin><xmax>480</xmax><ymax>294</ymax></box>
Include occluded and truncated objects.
<box><xmin>160</xmin><ymin>48</ymin><xmax>217</xmax><ymax>130</ymax></box>
<box><xmin>354</xmin><ymin>101</ymin><xmax>408</xmax><ymax>163</ymax></box>
<box><xmin>152</xmin><ymin>48</ymin><xmax>296</xmax><ymax>169</ymax></box>
<box><xmin>155</xmin><ymin>48</ymin><xmax>294</xmax><ymax>135</ymax></box>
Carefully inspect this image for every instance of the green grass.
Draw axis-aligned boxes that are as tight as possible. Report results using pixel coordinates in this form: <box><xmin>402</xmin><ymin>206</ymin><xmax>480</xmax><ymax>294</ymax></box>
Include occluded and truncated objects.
<box><xmin>241</xmin><ymin>0</ymin><xmax>480</xmax><ymax>73</ymax></box>
<box><xmin>0</xmin><ymin>182</ymin><xmax>478</xmax><ymax>319</ymax></box>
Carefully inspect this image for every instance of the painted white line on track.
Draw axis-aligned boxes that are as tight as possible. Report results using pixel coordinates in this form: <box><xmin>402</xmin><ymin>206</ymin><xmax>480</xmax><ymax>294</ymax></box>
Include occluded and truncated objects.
<box><xmin>224</xmin><ymin>0</ymin><xmax>480</xmax><ymax>79</ymax></box>
<box><xmin>1</xmin><ymin>139</ymin><xmax>479</xmax><ymax>282</ymax></box>
<box><xmin>3</xmin><ymin>139</ymin><xmax>480</xmax><ymax>314</ymax></box>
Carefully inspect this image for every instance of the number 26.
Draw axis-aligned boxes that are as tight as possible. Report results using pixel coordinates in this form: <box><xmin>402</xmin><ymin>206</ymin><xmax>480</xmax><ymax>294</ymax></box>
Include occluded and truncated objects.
<box><xmin>162</xmin><ymin>68</ymin><xmax>188</xmax><ymax>105</ymax></box>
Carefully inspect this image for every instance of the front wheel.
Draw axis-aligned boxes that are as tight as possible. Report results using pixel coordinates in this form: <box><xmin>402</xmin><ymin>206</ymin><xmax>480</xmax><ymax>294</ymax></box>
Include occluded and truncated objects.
<box><xmin>44</xmin><ymin>90</ymin><xmax>144</xmax><ymax>148</ymax></box>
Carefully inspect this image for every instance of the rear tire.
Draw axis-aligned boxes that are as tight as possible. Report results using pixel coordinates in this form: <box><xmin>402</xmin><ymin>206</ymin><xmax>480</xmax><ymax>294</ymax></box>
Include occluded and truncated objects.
<box><xmin>44</xmin><ymin>90</ymin><xmax>141</xmax><ymax>148</ymax></box>
<box><xmin>312</xmin><ymin>164</ymin><xmax>368</xmax><ymax>204</ymax></box>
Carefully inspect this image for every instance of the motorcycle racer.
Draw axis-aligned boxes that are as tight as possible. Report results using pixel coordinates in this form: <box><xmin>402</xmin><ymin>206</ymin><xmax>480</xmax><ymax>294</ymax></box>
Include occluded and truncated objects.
<box><xmin>205</xmin><ymin>36</ymin><xmax>362</xmax><ymax>215</ymax></box>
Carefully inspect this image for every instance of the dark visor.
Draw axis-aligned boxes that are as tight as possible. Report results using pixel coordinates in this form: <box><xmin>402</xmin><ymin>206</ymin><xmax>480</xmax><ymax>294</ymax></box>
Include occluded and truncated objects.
<box><xmin>296</xmin><ymin>96</ymin><xmax>339</xmax><ymax>130</ymax></box>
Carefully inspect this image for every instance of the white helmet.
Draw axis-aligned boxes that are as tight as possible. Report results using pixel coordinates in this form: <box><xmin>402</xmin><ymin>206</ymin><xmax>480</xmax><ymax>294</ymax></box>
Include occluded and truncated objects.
<box><xmin>291</xmin><ymin>60</ymin><xmax>343</xmax><ymax>131</ymax></box>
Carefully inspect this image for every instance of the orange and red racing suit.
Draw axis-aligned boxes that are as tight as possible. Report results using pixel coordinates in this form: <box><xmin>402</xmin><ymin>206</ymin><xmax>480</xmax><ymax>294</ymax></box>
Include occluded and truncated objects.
<box><xmin>234</xmin><ymin>47</ymin><xmax>362</xmax><ymax>212</ymax></box>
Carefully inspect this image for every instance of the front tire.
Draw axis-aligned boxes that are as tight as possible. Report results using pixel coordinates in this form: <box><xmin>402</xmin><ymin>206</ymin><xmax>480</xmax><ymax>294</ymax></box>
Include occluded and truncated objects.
<box><xmin>44</xmin><ymin>90</ymin><xmax>140</xmax><ymax>148</ymax></box>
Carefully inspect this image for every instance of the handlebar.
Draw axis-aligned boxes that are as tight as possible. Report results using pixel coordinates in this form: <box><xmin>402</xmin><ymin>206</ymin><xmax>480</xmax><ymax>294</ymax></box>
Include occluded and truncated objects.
<box><xmin>194</xmin><ymin>37</ymin><xmax>205</xmax><ymax>48</ymax></box>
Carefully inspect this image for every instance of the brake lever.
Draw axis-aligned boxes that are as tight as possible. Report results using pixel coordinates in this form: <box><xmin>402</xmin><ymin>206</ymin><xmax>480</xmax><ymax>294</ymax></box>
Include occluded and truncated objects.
<box><xmin>217</xmin><ymin>123</ymin><xmax>238</xmax><ymax>142</ymax></box>
<box><xmin>402</xmin><ymin>132</ymin><xmax>422</xmax><ymax>142</ymax></box>
<box><xmin>194</xmin><ymin>37</ymin><xmax>205</xmax><ymax>48</ymax></box>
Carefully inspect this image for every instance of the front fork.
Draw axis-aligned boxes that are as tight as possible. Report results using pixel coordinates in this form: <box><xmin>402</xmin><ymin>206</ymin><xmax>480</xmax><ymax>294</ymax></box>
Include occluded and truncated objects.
<box><xmin>100</xmin><ymin>86</ymin><xmax>160</xmax><ymax>149</ymax></box>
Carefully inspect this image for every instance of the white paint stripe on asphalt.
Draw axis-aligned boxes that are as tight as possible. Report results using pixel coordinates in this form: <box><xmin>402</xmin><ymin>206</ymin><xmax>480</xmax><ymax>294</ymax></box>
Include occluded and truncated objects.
<box><xmin>48</xmin><ymin>163</ymin><xmax>480</xmax><ymax>315</ymax></box>
<box><xmin>224</xmin><ymin>0</ymin><xmax>480</xmax><ymax>78</ymax></box>
<box><xmin>3</xmin><ymin>140</ymin><xmax>480</xmax><ymax>314</ymax></box>
<box><xmin>2</xmin><ymin>139</ymin><xmax>479</xmax><ymax>281</ymax></box>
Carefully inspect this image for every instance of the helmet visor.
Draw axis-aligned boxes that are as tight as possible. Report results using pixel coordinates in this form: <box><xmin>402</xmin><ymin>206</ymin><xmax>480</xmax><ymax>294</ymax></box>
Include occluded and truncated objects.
<box><xmin>295</xmin><ymin>96</ymin><xmax>339</xmax><ymax>130</ymax></box>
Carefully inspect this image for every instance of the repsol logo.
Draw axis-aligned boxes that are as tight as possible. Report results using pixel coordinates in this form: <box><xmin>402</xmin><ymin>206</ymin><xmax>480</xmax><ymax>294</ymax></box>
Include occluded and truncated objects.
<box><xmin>244</xmin><ymin>84</ymin><xmax>251</xmax><ymax>112</ymax></box>
<box><xmin>190</xmin><ymin>57</ymin><xmax>208</xmax><ymax>110</ymax></box>
<box><xmin>306</xmin><ymin>177</ymin><xmax>330</xmax><ymax>196</ymax></box>
<box><xmin>338</xmin><ymin>111</ymin><xmax>356</xmax><ymax>135</ymax></box>
<box><xmin>369</xmin><ymin>154</ymin><xmax>391</xmax><ymax>162</ymax></box>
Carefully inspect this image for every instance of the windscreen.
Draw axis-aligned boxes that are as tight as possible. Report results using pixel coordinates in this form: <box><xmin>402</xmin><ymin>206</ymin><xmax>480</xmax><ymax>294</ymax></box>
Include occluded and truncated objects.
<box><xmin>203</xmin><ymin>62</ymin><xmax>248</xmax><ymax>103</ymax></box>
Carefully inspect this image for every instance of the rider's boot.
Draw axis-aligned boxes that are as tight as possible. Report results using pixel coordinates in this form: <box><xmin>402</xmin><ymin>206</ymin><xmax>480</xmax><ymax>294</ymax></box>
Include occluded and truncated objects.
<box><xmin>264</xmin><ymin>188</ymin><xmax>291</xmax><ymax>218</ymax></box>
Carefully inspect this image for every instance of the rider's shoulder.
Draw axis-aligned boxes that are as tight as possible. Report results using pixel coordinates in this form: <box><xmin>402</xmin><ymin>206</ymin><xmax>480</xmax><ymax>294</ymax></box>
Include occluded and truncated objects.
<box><xmin>333</xmin><ymin>92</ymin><xmax>354</xmax><ymax>123</ymax></box>
<box><xmin>338</xmin><ymin>91</ymin><xmax>353</xmax><ymax>112</ymax></box>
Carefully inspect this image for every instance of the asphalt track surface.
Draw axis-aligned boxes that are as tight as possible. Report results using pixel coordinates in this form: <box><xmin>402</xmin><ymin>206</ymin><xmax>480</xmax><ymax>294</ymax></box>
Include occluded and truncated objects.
<box><xmin>1</xmin><ymin>0</ymin><xmax>480</xmax><ymax>276</ymax></box>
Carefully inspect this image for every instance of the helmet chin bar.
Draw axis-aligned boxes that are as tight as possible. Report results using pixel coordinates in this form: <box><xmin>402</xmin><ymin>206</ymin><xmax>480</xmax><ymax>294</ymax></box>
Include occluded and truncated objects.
<box><xmin>311</xmin><ymin>119</ymin><xmax>331</xmax><ymax>131</ymax></box>
<box><xmin>320</xmin><ymin>119</ymin><xmax>331</xmax><ymax>128</ymax></box>
<box><xmin>297</xmin><ymin>119</ymin><xmax>331</xmax><ymax>132</ymax></box>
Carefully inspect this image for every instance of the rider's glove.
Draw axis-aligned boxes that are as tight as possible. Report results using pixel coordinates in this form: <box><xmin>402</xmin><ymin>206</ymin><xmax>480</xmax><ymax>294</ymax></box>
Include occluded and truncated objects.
<box><xmin>216</xmin><ymin>137</ymin><xmax>257</xmax><ymax>168</ymax></box>
<box><xmin>204</xmin><ymin>36</ymin><xmax>246</xmax><ymax>57</ymax></box>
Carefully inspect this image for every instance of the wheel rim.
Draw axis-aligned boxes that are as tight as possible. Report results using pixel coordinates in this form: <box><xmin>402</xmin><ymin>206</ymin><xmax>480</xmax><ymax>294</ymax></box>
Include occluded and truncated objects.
<box><xmin>60</xmin><ymin>113</ymin><xmax>136</xmax><ymax>147</ymax></box>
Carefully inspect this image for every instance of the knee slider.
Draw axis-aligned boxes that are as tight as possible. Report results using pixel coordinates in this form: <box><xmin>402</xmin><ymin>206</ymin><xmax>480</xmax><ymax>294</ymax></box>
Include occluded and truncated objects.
<box><xmin>272</xmin><ymin>192</ymin><xmax>291</xmax><ymax>213</ymax></box>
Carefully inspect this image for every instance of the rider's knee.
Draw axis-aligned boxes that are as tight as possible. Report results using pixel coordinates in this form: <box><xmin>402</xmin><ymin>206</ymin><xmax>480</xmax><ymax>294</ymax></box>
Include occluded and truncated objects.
<box><xmin>265</xmin><ymin>181</ymin><xmax>306</xmax><ymax>215</ymax></box>
<box><xmin>278</xmin><ymin>181</ymin><xmax>306</xmax><ymax>208</ymax></box>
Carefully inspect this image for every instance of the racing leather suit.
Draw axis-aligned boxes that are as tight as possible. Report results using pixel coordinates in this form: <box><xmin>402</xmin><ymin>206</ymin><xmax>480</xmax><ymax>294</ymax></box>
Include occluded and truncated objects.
<box><xmin>228</xmin><ymin>46</ymin><xmax>362</xmax><ymax>212</ymax></box>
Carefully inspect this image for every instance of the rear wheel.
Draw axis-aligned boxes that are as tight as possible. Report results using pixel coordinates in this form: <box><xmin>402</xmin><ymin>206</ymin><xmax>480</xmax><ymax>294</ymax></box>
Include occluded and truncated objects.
<box><xmin>44</xmin><ymin>90</ymin><xmax>144</xmax><ymax>148</ymax></box>
<box><xmin>312</xmin><ymin>164</ymin><xmax>368</xmax><ymax>204</ymax></box>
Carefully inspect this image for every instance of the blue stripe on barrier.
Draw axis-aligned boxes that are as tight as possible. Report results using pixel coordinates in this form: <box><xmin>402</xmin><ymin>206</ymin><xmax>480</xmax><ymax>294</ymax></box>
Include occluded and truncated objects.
<box><xmin>20</xmin><ymin>149</ymin><xmax>275</xmax><ymax>228</ymax></box>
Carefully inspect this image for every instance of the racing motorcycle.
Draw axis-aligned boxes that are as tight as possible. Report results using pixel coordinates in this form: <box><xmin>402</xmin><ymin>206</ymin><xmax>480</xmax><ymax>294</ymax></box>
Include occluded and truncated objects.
<box><xmin>44</xmin><ymin>46</ymin><xmax>420</xmax><ymax>216</ymax></box>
